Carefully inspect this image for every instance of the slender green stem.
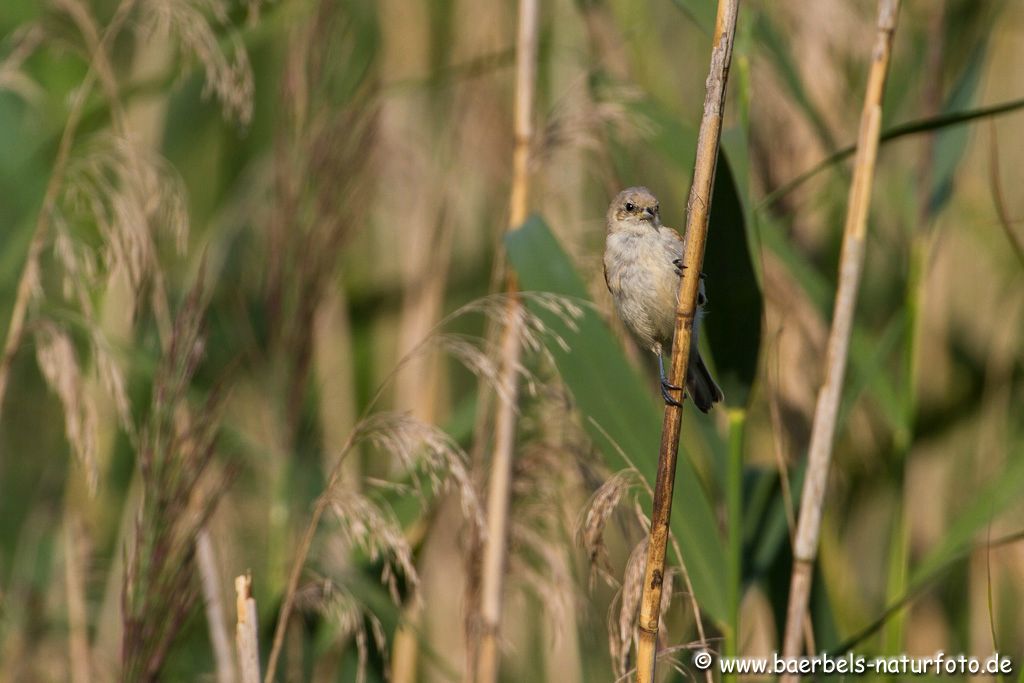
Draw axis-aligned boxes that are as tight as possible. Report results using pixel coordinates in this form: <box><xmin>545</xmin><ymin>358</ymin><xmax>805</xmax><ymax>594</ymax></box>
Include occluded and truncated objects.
<box><xmin>882</xmin><ymin>226</ymin><xmax>927</xmax><ymax>657</ymax></box>
<box><xmin>882</xmin><ymin>502</ymin><xmax>909</xmax><ymax>655</ymax></box>
<box><xmin>725</xmin><ymin>408</ymin><xmax>745</xmax><ymax>682</ymax></box>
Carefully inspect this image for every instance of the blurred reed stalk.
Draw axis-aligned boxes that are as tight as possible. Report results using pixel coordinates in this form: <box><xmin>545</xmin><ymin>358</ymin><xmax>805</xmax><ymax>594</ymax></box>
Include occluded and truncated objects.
<box><xmin>779</xmin><ymin>0</ymin><xmax>900</xmax><ymax>672</ymax></box>
<box><xmin>198</xmin><ymin>532</ymin><xmax>236</xmax><ymax>683</ymax></box>
<box><xmin>235</xmin><ymin>574</ymin><xmax>261</xmax><ymax>683</ymax></box>
<box><xmin>634</xmin><ymin>1</ymin><xmax>739</xmax><ymax>680</ymax></box>
<box><xmin>474</xmin><ymin>0</ymin><xmax>538</xmax><ymax>681</ymax></box>
<box><xmin>64</xmin><ymin>516</ymin><xmax>91</xmax><ymax>683</ymax></box>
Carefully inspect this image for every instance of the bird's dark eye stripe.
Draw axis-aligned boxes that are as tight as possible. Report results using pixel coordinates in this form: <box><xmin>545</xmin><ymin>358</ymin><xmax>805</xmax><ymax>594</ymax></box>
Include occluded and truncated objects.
<box><xmin>625</xmin><ymin>202</ymin><xmax>635</xmax><ymax>212</ymax></box>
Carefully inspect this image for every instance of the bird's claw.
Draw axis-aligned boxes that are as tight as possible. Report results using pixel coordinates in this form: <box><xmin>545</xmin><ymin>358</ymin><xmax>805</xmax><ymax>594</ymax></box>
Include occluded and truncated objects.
<box><xmin>671</xmin><ymin>259</ymin><xmax>707</xmax><ymax>279</ymax></box>
<box><xmin>660</xmin><ymin>383</ymin><xmax>684</xmax><ymax>408</ymax></box>
<box><xmin>657</xmin><ymin>352</ymin><xmax>684</xmax><ymax>406</ymax></box>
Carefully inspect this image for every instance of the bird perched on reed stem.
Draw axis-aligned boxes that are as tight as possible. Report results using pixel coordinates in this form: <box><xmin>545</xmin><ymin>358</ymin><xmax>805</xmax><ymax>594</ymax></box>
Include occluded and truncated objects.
<box><xmin>603</xmin><ymin>186</ymin><xmax>724</xmax><ymax>412</ymax></box>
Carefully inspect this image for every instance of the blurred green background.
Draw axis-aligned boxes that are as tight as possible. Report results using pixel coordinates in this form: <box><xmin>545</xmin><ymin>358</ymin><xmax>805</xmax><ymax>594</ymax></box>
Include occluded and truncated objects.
<box><xmin>1</xmin><ymin>0</ymin><xmax>1023</xmax><ymax>680</ymax></box>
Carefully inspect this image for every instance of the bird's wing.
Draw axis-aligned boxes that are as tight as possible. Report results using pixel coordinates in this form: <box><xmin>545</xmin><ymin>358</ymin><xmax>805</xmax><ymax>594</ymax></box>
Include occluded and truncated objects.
<box><xmin>659</xmin><ymin>226</ymin><xmax>685</xmax><ymax>260</ymax></box>
<box><xmin>661</xmin><ymin>226</ymin><xmax>708</xmax><ymax>305</ymax></box>
<box><xmin>603</xmin><ymin>259</ymin><xmax>612</xmax><ymax>293</ymax></box>
<box><xmin>660</xmin><ymin>226</ymin><xmax>685</xmax><ymax>276</ymax></box>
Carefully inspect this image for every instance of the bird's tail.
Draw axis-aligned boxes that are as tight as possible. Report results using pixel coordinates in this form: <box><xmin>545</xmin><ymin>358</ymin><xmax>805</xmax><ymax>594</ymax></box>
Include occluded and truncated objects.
<box><xmin>687</xmin><ymin>350</ymin><xmax>724</xmax><ymax>413</ymax></box>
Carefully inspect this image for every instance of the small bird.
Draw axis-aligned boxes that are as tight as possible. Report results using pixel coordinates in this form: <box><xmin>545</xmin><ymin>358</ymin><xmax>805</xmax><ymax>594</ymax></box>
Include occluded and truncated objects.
<box><xmin>603</xmin><ymin>186</ymin><xmax>724</xmax><ymax>412</ymax></box>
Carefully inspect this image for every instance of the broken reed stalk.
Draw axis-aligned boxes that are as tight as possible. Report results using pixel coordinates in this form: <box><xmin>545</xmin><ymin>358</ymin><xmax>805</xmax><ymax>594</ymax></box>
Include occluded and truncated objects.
<box><xmin>779</xmin><ymin>0</ymin><xmax>900</xmax><ymax>673</ymax></box>
<box><xmin>633</xmin><ymin>1</ymin><xmax>739</xmax><ymax>680</ymax></box>
<box><xmin>236</xmin><ymin>574</ymin><xmax>261</xmax><ymax>683</ymax></box>
<box><xmin>475</xmin><ymin>1</ymin><xmax>538</xmax><ymax>681</ymax></box>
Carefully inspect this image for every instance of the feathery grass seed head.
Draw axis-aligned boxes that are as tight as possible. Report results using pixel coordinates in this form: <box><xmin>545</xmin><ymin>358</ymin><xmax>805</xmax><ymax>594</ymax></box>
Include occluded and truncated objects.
<box><xmin>34</xmin><ymin>322</ymin><xmax>99</xmax><ymax>494</ymax></box>
<box><xmin>139</xmin><ymin>0</ymin><xmax>254</xmax><ymax>125</ymax></box>
<box><xmin>577</xmin><ymin>469</ymin><xmax>643</xmax><ymax>590</ymax></box>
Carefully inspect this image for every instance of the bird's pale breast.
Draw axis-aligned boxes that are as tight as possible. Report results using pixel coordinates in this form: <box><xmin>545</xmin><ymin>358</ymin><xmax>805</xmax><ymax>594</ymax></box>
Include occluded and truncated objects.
<box><xmin>604</xmin><ymin>230</ymin><xmax>679</xmax><ymax>352</ymax></box>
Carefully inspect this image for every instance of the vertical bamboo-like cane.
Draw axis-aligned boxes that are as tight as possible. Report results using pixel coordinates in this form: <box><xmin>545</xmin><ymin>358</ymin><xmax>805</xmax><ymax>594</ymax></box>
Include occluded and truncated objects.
<box><xmin>633</xmin><ymin>2</ymin><xmax>739</xmax><ymax>681</ymax></box>
<box><xmin>779</xmin><ymin>0</ymin><xmax>900</xmax><ymax>674</ymax></box>
<box><xmin>474</xmin><ymin>1</ymin><xmax>538</xmax><ymax>682</ymax></box>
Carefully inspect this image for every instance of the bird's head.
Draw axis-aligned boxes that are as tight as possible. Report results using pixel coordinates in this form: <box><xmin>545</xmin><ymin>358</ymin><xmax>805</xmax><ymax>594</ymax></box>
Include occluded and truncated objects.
<box><xmin>607</xmin><ymin>186</ymin><xmax>661</xmax><ymax>234</ymax></box>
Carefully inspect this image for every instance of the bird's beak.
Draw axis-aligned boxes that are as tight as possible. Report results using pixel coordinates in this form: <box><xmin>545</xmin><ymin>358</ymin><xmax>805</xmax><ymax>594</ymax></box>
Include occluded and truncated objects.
<box><xmin>644</xmin><ymin>207</ymin><xmax>656</xmax><ymax>220</ymax></box>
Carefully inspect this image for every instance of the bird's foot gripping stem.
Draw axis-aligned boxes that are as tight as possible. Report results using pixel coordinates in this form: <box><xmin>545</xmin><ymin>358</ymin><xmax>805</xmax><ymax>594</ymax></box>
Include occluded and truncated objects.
<box><xmin>658</xmin><ymin>353</ymin><xmax>684</xmax><ymax>408</ymax></box>
<box><xmin>660</xmin><ymin>381</ymin><xmax>684</xmax><ymax>408</ymax></box>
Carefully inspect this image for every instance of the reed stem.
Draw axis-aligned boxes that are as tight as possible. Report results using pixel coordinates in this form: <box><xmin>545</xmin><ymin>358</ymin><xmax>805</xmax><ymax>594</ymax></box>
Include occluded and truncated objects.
<box><xmin>779</xmin><ymin>0</ymin><xmax>901</xmax><ymax>672</ymax></box>
<box><xmin>236</xmin><ymin>574</ymin><xmax>261</xmax><ymax>683</ymax></box>
<box><xmin>634</xmin><ymin>1</ymin><xmax>739</xmax><ymax>680</ymax></box>
<box><xmin>475</xmin><ymin>0</ymin><xmax>538</xmax><ymax>680</ymax></box>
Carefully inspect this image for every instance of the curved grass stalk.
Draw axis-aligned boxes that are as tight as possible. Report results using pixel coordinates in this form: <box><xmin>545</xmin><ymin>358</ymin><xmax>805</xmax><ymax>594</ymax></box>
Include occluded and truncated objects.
<box><xmin>755</xmin><ymin>96</ymin><xmax>1024</xmax><ymax>215</ymax></box>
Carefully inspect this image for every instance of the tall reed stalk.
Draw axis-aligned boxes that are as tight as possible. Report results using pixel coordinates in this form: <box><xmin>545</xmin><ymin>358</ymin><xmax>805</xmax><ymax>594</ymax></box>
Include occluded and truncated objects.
<box><xmin>779</xmin><ymin>0</ymin><xmax>901</xmax><ymax>672</ymax></box>
<box><xmin>475</xmin><ymin>1</ymin><xmax>539</xmax><ymax>681</ymax></box>
<box><xmin>634</xmin><ymin>1</ymin><xmax>739</xmax><ymax>680</ymax></box>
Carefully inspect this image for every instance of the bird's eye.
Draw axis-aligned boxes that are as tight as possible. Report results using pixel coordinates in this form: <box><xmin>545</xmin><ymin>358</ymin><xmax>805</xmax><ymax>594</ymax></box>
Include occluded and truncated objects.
<box><xmin>625</xmin><ymin>202</ymin><xmax>635</xmax><ymax>212</ymax></box>
<box><xmin>654</xmin><ymin>205</ymin><xmax>659</xmax><ymax>213</ymax></box>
